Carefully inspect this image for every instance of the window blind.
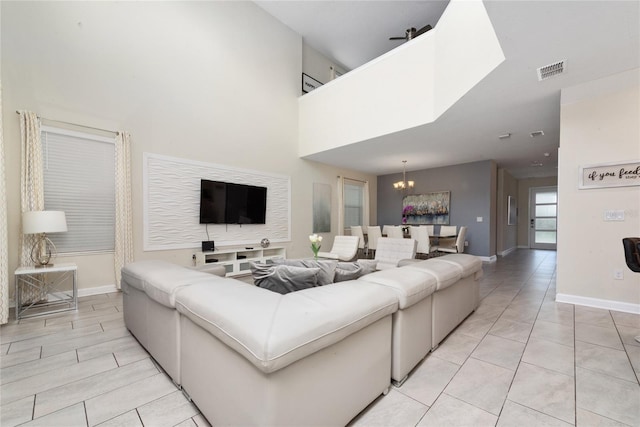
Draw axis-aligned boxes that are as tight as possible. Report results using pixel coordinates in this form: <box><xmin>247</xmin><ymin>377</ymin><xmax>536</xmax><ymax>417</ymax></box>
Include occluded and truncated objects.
<box><xmin>42</xmin><ymin>126</ymin><xmax>115</xmax><ymax>254</ymax></box>
<box><xmin>343</xmin><ymin>179</ymin><xmax>364</xmax><ymax>231</ymax></box>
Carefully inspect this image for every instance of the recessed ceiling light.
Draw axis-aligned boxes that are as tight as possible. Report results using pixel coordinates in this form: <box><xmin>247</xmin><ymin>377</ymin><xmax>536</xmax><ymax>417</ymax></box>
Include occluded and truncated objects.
<box><xmin>498</xmin><ymin>133</ymin><xmax>511</xmax><ymax>140</ymax></box>
<box><xmin>530</xmin><ymin>130</ymin><xmax>544</xmax><ymax>138</ymax></box>
<box><xmin>544</xmin><ymin>152</ymin><xmax>550</xmax><ymax>157</ymax></box>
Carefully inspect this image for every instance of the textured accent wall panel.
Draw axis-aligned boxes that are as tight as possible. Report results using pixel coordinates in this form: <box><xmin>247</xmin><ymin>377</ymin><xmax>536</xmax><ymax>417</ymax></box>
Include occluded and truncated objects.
<box><xmin>143</xmin><ymin>153</ymin><xmax>290</xmax><ymax>251</ymax></box>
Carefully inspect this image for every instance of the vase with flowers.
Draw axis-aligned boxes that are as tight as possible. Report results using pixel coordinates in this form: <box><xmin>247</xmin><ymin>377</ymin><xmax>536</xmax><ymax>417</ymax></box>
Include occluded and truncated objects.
<box><xmin>402</xmin><ymin>205</ymin><xmax>415</xmax><ymax>234</ymax></box>
<box><xmin>309</xmin><ymin>234</ymin><xmax>322</xmax><ymax>259</ymax></box>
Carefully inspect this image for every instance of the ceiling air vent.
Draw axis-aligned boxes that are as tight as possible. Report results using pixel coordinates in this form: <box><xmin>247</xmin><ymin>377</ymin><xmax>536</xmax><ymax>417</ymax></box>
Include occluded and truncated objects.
<box><xmin>537</xmin><ymin>60</ymin><xmax>566</xmax><ymax>81</ymax></box>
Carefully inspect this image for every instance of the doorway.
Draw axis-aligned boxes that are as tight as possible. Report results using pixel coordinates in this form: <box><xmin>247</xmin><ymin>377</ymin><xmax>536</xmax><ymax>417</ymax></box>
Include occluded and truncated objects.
<box><xmin>529</xmin><ymin>186</ymin><xmax>557</xmax><ymax>250</ymax></box>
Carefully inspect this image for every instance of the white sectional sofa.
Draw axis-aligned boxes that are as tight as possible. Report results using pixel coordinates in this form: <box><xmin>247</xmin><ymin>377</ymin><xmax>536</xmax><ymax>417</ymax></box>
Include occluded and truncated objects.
<box><xmin>121</xmin><ymin>253</ymin><xmax>482</xmax><ymax>425</ymax></box>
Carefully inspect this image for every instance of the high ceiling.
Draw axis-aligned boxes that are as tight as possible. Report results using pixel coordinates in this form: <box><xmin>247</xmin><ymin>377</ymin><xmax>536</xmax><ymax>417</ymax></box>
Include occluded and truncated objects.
<box><xmin>256</xmin><ymin>1</ymin><xmax>640</xmax><ymax>179</ymax></box>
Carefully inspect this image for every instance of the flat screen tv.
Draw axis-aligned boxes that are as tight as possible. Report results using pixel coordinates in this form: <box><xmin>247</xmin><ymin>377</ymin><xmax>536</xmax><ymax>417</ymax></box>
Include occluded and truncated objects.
<box><xmin>199</xmin><ymin>179</ymin><xmax>267</xmax><ymax>224</ymax></box>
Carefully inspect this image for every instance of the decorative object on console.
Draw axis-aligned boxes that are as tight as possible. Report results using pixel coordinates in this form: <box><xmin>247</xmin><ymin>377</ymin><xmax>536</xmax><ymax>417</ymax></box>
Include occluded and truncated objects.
<box><xmin>261</xmin><ymin>238</ymin><xmax>270</xmax><ymax>248</ymax></box>
<box><xmin>22</xmin><ymin>210</ymin><xmax>68</xmax><ymax>267</ymax></box>
<box><xmin>309</xmin><ymin>234</ymin><xmax>322</xmax><ymax>260</ymax></box>
<box><xmin>393</xmin><ymin>160</ymin><xmax>414</xmax><ymax>191</ymax></box>
<box><xmin>201</xmin><ymin>241</ymin><xmax>215</xmax><ymax>252</ymax></box>
<box><xmin>402</xmin><ymin>191</ymin><xmax>450</xmax><ymax>225</ymax></box>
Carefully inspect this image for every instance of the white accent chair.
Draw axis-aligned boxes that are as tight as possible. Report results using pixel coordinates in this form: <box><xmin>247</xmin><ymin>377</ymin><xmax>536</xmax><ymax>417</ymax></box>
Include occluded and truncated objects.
<box><xmin>438</xmin><ymin>226</ymin><xmax>467</xmax><ymax>254</ymax></box>
<box><xmin>367</xmin><ymin>226</ymin><xmax>382</xmax><ymax>257</ymax></box>
<box><xmin>386</xmin><ymin>226</ymin><xmax>405</xmax><ymax>239</ymax></box>
<box><xmin>374</xmin><ymin>237</ymin><xmax>417</xmax><ymax>270</ymax></box>
<box><xmin>410</xmin><ymin>226</ymin><xmax>436</xmax><ymax>258</ymax></box>
<box><xmin>317</xmin><ymin>235</ymin><xmax>360</xmax><ymax>261</ymax></box>
<box><xmin>351</xmin><ymin>225</ymin><xmax>367</xmax><ymax>257</ymax></box>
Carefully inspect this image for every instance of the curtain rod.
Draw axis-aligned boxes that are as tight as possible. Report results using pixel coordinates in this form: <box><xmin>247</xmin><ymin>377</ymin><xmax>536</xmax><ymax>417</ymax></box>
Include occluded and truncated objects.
<box><xmin>15</xmin><ymin>110</ymin><xmax>118</xmax><ymax>135</ymax></box>
<box><xmin>338</xmin><ymin>175</ymin><xmax>368</xmax><ymax>184</ymax></box>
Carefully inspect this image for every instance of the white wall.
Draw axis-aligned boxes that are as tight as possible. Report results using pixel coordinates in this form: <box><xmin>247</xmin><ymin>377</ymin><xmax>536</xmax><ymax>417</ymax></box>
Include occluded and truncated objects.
<box><xmin>2</xmin><ymin>1</ymin><xmax>376</xmax><ymax>293</ymax></box>
<box><xmin>557</xmin><ymin>69</ymin><xmax>640</xmax><ymax>311</ymax></box>
<box><xmin>298</xmin><ymin>0</ymin><xmax>504</xmax><ymax>157</ymax></box>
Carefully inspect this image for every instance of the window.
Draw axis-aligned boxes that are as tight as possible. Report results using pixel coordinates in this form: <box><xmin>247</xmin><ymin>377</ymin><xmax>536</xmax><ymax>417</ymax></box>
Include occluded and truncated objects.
<box><xmin>42</xmin><ymin>126</ymin><xmax>115</xmax><ymax>253</ymax></box>
<box><xmin>343</xmin><ymin>179</ymin><xmax>365</xmax><ymax>233</ymax></box>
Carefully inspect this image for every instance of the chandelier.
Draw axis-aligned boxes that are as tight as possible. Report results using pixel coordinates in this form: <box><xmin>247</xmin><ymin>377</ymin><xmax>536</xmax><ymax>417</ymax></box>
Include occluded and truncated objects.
<box><xmin>393</xmin><ymin>160</ymin><xmax>414</xmax><ymax>190</ymax></box>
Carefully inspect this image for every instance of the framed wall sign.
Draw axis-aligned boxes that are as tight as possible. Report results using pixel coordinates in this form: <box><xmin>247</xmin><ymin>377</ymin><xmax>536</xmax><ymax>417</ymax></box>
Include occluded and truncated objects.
<box><xmin>579</xmin><ymin>160</ymin><xmax>640</xmax><ymax>189</ymax></box>
<box><xmin>302</xmin><ymin>73</ymin><xmax>323</xmax><ymax>93</ymax></box>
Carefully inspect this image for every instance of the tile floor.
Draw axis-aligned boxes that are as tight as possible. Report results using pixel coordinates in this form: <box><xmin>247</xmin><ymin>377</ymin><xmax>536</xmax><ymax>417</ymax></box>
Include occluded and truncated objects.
<box><xmin>1</xmin><ymin>249</ymin><xmax>639</xmax><ymax>426</ymax></box>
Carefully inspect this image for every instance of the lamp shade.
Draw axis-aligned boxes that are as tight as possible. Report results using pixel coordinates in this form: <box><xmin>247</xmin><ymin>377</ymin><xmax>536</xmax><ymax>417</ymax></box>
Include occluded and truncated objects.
<box><xmin>22</xmin><ymin>211</ymin><xmax>68</xmax><ymax>234</ymax></box>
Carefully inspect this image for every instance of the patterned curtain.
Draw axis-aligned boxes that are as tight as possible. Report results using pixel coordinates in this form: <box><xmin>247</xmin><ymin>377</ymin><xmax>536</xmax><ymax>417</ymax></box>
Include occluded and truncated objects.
<box><xmin>114</xmin><ymin>131</ymin><xmax>133</xmax><ymax>288</ymax></box>
<box><xmin>0</xmin><ymin>84</ymin><xmax>8</xmax><ymax>324</ymax></box>
<box><xmin>19</xmin><ymin>111</ymin><xmax>45</xmax><ymax>304</ymax></box>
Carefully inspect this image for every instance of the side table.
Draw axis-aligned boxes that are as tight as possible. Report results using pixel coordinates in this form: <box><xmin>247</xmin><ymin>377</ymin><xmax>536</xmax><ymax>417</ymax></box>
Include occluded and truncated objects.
<box><xmin>14</xmin><ymin>263</ymin><xmax>78</xmax><ymax>319</ymax></box>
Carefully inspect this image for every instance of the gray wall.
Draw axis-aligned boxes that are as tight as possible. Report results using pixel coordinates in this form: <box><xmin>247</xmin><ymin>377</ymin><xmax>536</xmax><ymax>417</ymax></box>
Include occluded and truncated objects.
<box><xmin>377</xmin><ymin>160</ymin><xmax>497</xmax><ymax>257</ymax></box>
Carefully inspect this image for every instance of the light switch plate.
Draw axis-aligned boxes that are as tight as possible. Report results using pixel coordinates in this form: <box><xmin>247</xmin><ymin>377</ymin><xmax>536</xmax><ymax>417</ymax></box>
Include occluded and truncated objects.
<box><xmin>604</xmin><ymin>210</ymin><xmax>625</xmax><ymax>221</ymax></box>
<box><xmin>476</xmin><ymin>217</ymin><xmax>483</xmax><ymax>222</ymax></box>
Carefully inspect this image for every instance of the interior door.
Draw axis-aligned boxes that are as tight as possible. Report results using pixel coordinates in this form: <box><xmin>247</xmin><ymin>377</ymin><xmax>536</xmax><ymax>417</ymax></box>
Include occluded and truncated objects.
<box><xmin>529</xmin><ymin>186</ymin><xmax>558</xmax><ymax>250</ymax></box>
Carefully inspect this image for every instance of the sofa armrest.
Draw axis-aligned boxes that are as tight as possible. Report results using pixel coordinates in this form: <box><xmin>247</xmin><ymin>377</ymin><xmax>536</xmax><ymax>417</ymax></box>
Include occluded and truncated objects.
<box><xmin>189</xmin><ymin>264</ymin><xmax>226</xmax><ymax>277</ymax></box>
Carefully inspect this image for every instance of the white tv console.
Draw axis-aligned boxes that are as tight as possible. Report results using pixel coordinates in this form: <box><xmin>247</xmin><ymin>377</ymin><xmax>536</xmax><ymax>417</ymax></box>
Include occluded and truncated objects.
<box><xmin>195</xmin><ymin>246</ymin><xmax>286</xmax><ymax>277</ymax></box>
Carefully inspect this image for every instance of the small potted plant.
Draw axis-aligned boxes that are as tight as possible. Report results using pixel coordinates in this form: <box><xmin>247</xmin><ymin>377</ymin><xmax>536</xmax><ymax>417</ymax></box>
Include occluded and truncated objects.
<box><xmin>309</xmin><ymin>234</ymin><xmax>322</xmax><ymax>259</ymax></box>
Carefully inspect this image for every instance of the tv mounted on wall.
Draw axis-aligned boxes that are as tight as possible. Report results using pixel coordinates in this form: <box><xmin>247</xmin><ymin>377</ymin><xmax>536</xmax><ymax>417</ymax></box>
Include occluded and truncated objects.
<box><xmin>199</xmin><ymin>179</ymin><xmax>267</xmax><ymax>225</ymax></box>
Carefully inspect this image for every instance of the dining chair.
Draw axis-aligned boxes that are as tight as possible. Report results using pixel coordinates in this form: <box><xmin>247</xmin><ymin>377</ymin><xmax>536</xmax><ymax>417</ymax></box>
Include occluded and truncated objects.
<box><xmin>438</xmin><ymin>226</ymin><xmax>467</xmax><ymax>254</ymax></box>
<box><xmin>411</xmin><ymin>226</ymin><xmax>436</xmax><ymax>258</ymax></box>
<box><xmin>386</xmin><ymin>226</ymin><xmax>404</xmax><ymax>239</ymax></box>
<box><xmin>367</xmin><ymin>226</ymin><xmax>382</xmax><ymax>257</ymax></box>
<box><xmin>437</xmin><ymin>225</ymin><xmax>457</xmax><ymax>251</ymax></box>
<box><xmin>439</xmin><ymin>225</ymin><xmax>457</xmax><ymax>237</ymax></box>
<box><xmin>350</xmin><ymin>225</ymin><xmax>367</xmax><ymax>257</ymax></box>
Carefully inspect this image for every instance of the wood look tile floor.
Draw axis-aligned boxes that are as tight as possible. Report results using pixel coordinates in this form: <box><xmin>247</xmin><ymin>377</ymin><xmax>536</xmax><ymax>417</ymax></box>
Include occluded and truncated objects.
<box><xmin>1</xmin><ymin>249</ymin><xmax>639</xmax><ymax>426</ymax></box>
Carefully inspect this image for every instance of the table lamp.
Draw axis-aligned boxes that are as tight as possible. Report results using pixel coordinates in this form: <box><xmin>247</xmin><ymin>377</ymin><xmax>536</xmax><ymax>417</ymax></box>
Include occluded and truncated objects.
<box><xmin>22</xmin><ymin>210</ymin><xmax>68</xmax><ymax>267</ymax></box>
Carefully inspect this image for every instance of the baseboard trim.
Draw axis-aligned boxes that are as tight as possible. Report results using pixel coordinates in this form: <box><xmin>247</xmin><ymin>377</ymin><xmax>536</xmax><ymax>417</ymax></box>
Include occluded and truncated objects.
<box><xmin>517</xmin><ymin>245</ymin><xmax>529</xmax><ymax>249</ymax></box>
<box><xmin>78</xmin><ymin>284</ymin><xmax>119</xmax><ymax>297</ymax></box>
<box><xmin>479</xmin><ymin>255</ymin><xmax>497</xmax><ymax>263</ymax></box>
<box><xmin>498</xmin><ymin>247</ymin><xmax>517</xmax><ymax>257</ymax></box>
<box><xmin>556</xmin><ymin>293</ymin><xmax>640</xmax><ymax>314</ymax></box>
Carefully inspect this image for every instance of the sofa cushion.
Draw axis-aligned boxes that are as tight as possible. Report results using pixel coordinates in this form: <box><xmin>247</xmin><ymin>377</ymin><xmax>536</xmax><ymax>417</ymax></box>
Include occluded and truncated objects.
<box><xmin>437</xmin><ymin>254</ymin><xmax>483</xmax><ymax>279</ymax></box>
<box><xmin>402</xmin><ymin>259</ymin><xmax>462</xmax><ymax>291</ymax></box>
<box><xmin>334</xmin><ymin>260</ymin><xmax>378</xmax><ymax>282</ymax></box>
<box><xmin>175</xmin><ymin>279</ymin><xmax>398</xmax><ymax>374</ymax></box>
<box><xmin>121</xmin><ymin>260</ymin><xmax>219</xmax><ymax>308</ymax></box>
<box><xmin>250</xmin><ymin>262</ymin><xmax>321</xmax><ymax>294</ymax></box>
<box><xmin>358</xmin><ymin>267</ymin><xmax>437</xmax><ymax>309</ymax></box>
<box><xmin>271</xmin><ymin>259</ymin><xmax>337</xmax><ymax>286</ymax></box>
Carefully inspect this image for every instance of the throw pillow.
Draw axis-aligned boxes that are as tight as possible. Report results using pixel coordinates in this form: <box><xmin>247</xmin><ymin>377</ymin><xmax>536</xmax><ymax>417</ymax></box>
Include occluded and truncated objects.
<box><xmin>334</xmin><ymin>259</ymin><xmax>378</xmax><ymax>282</ymax></box>
<box><xmin>250</xmin><ymin>262</ymin><xmax>321</xmax><ymax>294</ymax></box>
<box><xmin>334</xmin><ymin>262</ymin><xmax>362</xmax><ymax>282</ymax></box>
<box><xmin>356</xmin><ymin>259</ymin><xmax>378</xmax><ymax>276</ymax></box>
<box><xmin>272</xmin><ymin>259</ymin><xmax>338</xmax><ymax>286</ymax></box>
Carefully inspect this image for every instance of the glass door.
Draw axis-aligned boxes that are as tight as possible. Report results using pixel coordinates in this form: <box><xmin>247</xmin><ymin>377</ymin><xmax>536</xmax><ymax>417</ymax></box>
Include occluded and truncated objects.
<box><xmin>529</xmin><ymin>186</ymin><xmax>557</xmax><ymax>250</ymax></box>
